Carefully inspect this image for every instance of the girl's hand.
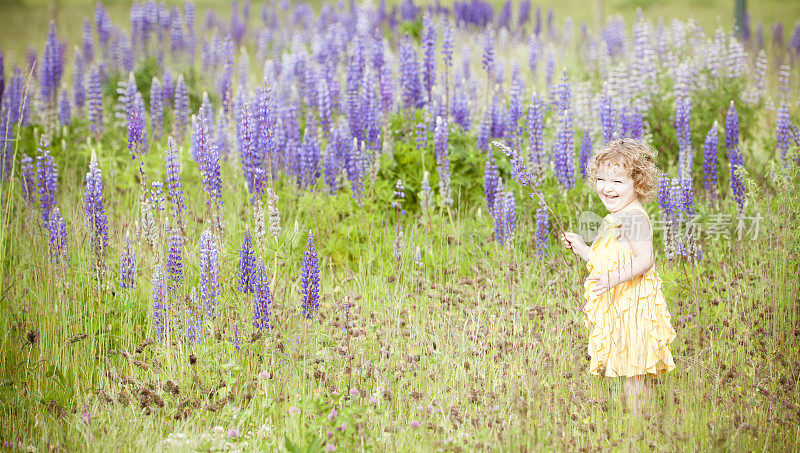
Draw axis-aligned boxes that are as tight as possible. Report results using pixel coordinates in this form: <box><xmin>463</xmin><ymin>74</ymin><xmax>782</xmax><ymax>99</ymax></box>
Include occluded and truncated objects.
<box><xmin>561</xmin><ymin>232</ymin><xmax>591</xmax><ymax>261</ymax></box>
<box><xmin>587</xmin><ymin>273</ymin><xmax>617</xmax><ymax>296</ymax></box>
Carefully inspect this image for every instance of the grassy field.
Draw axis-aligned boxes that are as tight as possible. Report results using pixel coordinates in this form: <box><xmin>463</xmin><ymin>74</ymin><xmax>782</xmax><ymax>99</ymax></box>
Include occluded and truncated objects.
<box><xmin>1</xmin><ymin>0</ymin><xmax>800</xmax><ymax>451</ymax></box>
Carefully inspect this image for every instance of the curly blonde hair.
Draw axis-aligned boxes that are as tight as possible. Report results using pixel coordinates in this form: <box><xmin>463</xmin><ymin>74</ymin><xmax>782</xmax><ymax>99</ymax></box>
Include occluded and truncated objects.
<box><xmin>585</xmin><ymin>138</ymin><xmax>659</xmax><ymax>202</ymax></box>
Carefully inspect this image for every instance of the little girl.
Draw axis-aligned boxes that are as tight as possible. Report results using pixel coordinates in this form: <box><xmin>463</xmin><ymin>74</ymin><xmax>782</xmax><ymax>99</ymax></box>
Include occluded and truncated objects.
<box><xmin>561</xmin><ymin>138</ymin><xmax>677</xmax><ymax>417</ymax></box>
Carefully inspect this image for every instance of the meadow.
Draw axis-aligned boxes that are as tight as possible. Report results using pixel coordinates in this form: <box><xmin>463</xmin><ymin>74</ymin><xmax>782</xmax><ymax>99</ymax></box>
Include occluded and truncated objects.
<box><xmin>1</xmin><ymin>0</ymin><xmax>800</xmax><ymax>451</ymax></box>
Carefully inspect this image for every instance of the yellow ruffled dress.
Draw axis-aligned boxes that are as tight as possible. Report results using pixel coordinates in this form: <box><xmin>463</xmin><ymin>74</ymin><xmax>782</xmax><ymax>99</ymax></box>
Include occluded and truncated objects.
<box><xmin>582</xmin><ymin>207</ymin><xmax>677</xmax><ymax>377</ymax></box>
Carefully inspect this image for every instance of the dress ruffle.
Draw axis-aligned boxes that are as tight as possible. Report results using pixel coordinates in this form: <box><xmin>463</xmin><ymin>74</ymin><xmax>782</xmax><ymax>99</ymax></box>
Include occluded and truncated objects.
<box><xmin>582</xmin><ymin>212</ymin><xmax>677</xmax><ymax>377</ymax></box>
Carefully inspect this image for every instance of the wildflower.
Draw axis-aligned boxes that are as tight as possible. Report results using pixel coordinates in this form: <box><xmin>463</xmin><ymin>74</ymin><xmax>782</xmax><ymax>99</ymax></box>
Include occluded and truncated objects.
<box><xmin>238</xmin><ymin>227</ymin><xmax>256</xmax><ymax>293</ymax></box>
<box><xmin>227</xmin><ymin>428</ymin><xmax>239</xmax><ymax>438</ymax></box>
<box><xmin>349</xmin><ymin>387</ymin><xmax>359</xmax><ymax>397</ymax></box>
<box><xmin>288</xmin><ymin>406</ymin><xmax>300</xmax><ymax>415</ymax></box>
<box><xmin>410</xmin><ymin>420</ymin><xmax>420</xmax><ymax>429</ymax></box>
<box><xmin>252</xmin><ymin>258</ymin><xmax>272</xmax><ymax>330</ymax></box>
<box><xmin>87</xmin><ymin>65</ymin><xmax>103</xmax><ymax>136</ymax></box>
<box><xmin>85</xmin><ymin>150</ymin><xmax>108</xmax><ymax>272</ymax></box>
<box><xmin>301</xmin><ymin>230</ymin><xmax>320</xmax><ymax>319</ymax></box>
<box><xmin>152</xmin><ymin>264</ymin><xmax>169</xmax><ymax>340</ymax></box>
<box><xmin>325</xmin><ymin>444</ymin><xmax>337</xmax><ymax>452</ymax></box>
<box><xmin>435</xmin><ymin>116</ymin><xmax>453</xmax><ymax>208</ymax></box>
<box><xmin>391</xmin><ymin>179</ymin><xmax>406</xmax><ymax>215</ymax></box>
<box><xmin>164</xmin><ymin>137</ymin><xmax>186</xmax><ymax>230</ymax></box>
<box><xmin>702</xmin><ymin>122</ymin><xmax>719</xmax><ymax>202</ymax></box>
<box><xmin>198</xmin><ymin>229</ymin><xmax>220</xmax><ymax>318</ymax></box>
<box><xmin>166</xmin><ymin>228</ymin><xmax>183</xmax><ymax>291</ymax></box>
<box><xmin>259</xmin><ymin>370</ymin><xmax>271</xmax><ymax>379</ymax></box>
<box><xmin>36</xmin><ymin>135</ymin><xmax>59</xmax><ymax>223</ymax></box>
<box><xmin>119</xmin><ymin>231</ymin><xmax>136</xmax><ymax>289</ymax></box>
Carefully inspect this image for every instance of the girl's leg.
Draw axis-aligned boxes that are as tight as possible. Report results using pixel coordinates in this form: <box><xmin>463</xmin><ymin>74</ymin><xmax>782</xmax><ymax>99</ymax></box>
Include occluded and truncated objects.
<box><xmin>623</xmin><ymin>375</ymin><xmax>646</xmax><ymax>417</ymax></box>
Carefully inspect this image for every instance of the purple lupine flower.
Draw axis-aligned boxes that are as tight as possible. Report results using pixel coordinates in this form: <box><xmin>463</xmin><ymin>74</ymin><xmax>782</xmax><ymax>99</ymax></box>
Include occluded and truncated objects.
<box><xmin>119</xmin><ymin>231</ymin><xmax>136</xmax><ymax>289</ymax></box>
<box><xmin>36</xmin><ymin>135</ymin><xmax>59</xmax><ymax>223</ymax></box>
<box><xmin>185</xmin><ymin>306</ymin><xmax>202</xmax><ymax>344</ymax></box>
<box><xmin>150</xmin><ymin>181</ymin><xmax>165</xmax><ymax>213</ymax></box>
<box><xmin>399</xmin><ymin>36</ymin><xmax>423</xmax><ymax>110</ymax></box>
<box><xmin>477</xmin><ymin>109</ymin><xmax>491</xmax><ymax>151</ymax></box>
<box><xmin>702</xmin><ymin>122</ymin><xmax>719</xmax><ymax>202</ymax></box>
<box><xmin>777</xmin><ymin>102</ymin><xmax>791</xmax><ymax>163</ymax></box>
<box><xmin>680</xmin><ymin>177</ymin><xmax>696</xmax><ymax>218</ymax></box>
<box><xmin>579</xmin><ymin>129</ymin><xmax>592</xmax><ymax>179</ymax></box>
<box><xmin>657</xmin><ymin>173</ymin><xmax>673</xmax><ymax>220</ymax></box>
<box><xmin>534</xmin><ymin>195</ymin><xmax>549</xmax><ymax>258</ymax></box>
<box><xmin>4</xmin><ymin>68</ymin><xmax>29</xmax><ymax>127</ymax></box>
<box><xmin>482</xmin><ymin>30</ymin><xmax>494</xmax><ymax>85</ymax></box>
<box><xmin>152</xmin><ymin>264</ymin><xmax>169</xmax><ymax>340</ymax></box>
<box><xmin>231</xmin><ymin>324</ymin><xmax>242</xmax><ymax>350</ymax></box>
<box><xmin>299</xmin><ymin>112</ymin><xmax>321</xmax><ymax>188</ymax></box>
<box><xmin>87</xmin><ymin>65</ymin><xmax>103</xmax><ymax>136</ymax></box>
<box><xmin>675</xmin><ymin>95</ymin><xmax>692</xmax><ymax>179</ymax></box>
<box><xmin>252</xmin><ymin>258</ymin><xmax>272</xmax><ymax>330</ymax></box>
<box><xmin>391</xmin><ymin>179</ymin><xmax>406</xmax><ymax>215</ymax></box>
<box><xmin>238</xmin><ymin>226</ymin><xmax>256</xmax><ymax>293</ymax></box>
<box><xmin>526</xmin><ymin>92</ymin><xmax>545</xmax><ymax>180</ymax></box>
<box><xmin>40</xmin><ymin>22</ymin><xmax>63</xmax><ymax>103</ymax></box>
<box><xmin>150</xmin><ymin>77</ymin><xmax>164</xmax><ymax>140</ymax></box>
<box><xmin>47</xmin><ymin>207</ymin><xmax>69</xmax><ymax>271</ymax></box>
<box><xmin>82</xmin><ymin>18</ymin><xmax>94</xmax><ymax>62</ymax></box>
<box><xmin>237</xmin><ymin>99</ymin><xmax>258</xmax><ymax>193</ymax></box>
<box><xmin>415</xmin><ymin>122</ymin><xmax>428</xmax><ymax>150</ymax></box>
<box><xmin>301</xmin><ymin>230</ymin><xmax>320</xmax><ymax>319</ymax></box>
<box><xmin>441</xmin><ymin>21</ymin><xmax>454</xmax><ymax>102</ymax></box>
<box><xmin>0</xmin><ymin>50</ymin><xmax>4</xmax><ymax>105</ymax></box>
<box><xmin>73</xmin><ymin>50</ymin><xmax>85</xmax><ymax>109</ymax></box>
<box><xmin>451</xmin><ymin>83</ymin><xmax>470</xmax><ymax>130</ymax></box>
<box><xmin>317</xmin><ymin>78</ymin><xmax>332</xmax><ymax>136</ymax></box>
<box><xmin>20</xmin><ymin>155</ymin><xmax>36</xmax><ymax>205</ymax></box>
<box><xmin>421</xmin><ymin>13</ymin><xmax>437</xmax><ymax>104</ymax></box>
<box><xmin>166</xmin><ymin>227</ymin><xmax>183</xmax><ymax>291</ymax></box>
<box><xmin>85</xmin><ymin>151</ymin><xmax>108</xmax><ymax>270</ymax></box>
<box><xmin>725</xmin><ymin>101</ymin><xmax>745</xmax><ymax>214</ymax></box>
<box><xmin>484</xmin><ymin>148</ymin><xmax>499</xmax><ymax>212</ymax></box>
<box><xmin>128</xmin><ymin>92</ymin><xmax>147</xmax><ymax>159</ymax></box>
<box><xmin>379</xmin><ymin>63</ymin><xmax>394</xmax><ymax>114</ymax></box>
<box><xmin>173</xmin><ymin>74</ymin><xmax>190</xmax><ymax>142</ymax></box>
<box><xmin>58</xmin><ymin>88</ymin><xmax>71</xmax><ymax>127</ymax></box>
<box><xmin>435</xmin><ymin>116</ymin><xmax>453</xmax><ymax>207</ymax></box>
<box><xmin>598</xmin><ymin>89</ymin><xmax>616</xmax><ymax>143</ymax></box>
<box><xmin>164</xmin><ymin>136</ymin><xmax>186</xmax><ymax>230</ymax></box>
<box><xmin>553</xmin><ymin>72</ymin><xmax>575</xmax><ymax>189</ymax></box>
<box><xmin>199</xmin><ymin>229</ymin><xmax>220</xmax><ymax>318</ymax></box>
<box><xmin>194</xmin><ymin>106</ymin><xmax>222</xmax><ymax>206</ymax></box>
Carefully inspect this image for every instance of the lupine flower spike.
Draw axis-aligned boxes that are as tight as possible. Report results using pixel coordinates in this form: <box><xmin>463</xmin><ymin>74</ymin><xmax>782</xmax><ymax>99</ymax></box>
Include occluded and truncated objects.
<box><xmin>491</xmin><ymin>140</ymin><xmax>567</xmax><ymax>238</ymax></box>
<box><xmin>301</xmin><ymin>230</ymin><xmax>320</xmax><ymax>319</ymax></box>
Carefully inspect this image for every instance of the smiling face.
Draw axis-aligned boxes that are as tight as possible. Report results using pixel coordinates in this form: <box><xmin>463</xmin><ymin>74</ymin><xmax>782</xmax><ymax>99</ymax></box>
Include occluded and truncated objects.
<box><xmin>595</xmin><ymin>164</ymin><xmax>638</xmax><ymax>213</ymax></box>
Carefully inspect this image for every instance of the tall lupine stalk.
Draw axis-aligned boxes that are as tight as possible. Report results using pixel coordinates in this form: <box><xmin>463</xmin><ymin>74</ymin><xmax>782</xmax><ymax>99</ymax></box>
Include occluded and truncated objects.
<box><xmin>484</xmin><ymin>148</ymin><xmax>499</xmax><ymax>212</ymax></box>
<box><xmin>482</xmin><ymin>29</ymin><xmax>494</xmax><ymax>101</ymax></box>
<box><xmin>702</xmin><ymin>122</ymin><xmax>720</xmax><ymax>203</ymax></box>
<box><xmin>87</xmin><ymin>65</ymin><xmax>103</xmax><ymax>137</ymax></box>
<box><xmin>58</xmin><ymin>89</ymin><xmax>71</xmax><ymax>127</ymax></box>
<box><xmin>238</xmin><ymin>226</ymin><xmax>256</xmax><ymax>294</ymax></box>
<box><xmin>166</xmin><ymin>227</ymin><xmax>183</xmax><ymax>293</ymax></box>
<box><xmin>150</xmin><ymin>77</ymin><xmax>164</xmax><ymax>141</ymax></box>
<box><xmin>657</xmin><ymin>174</ymin><xmax>677</xmax><ymax>260</ymax></box>
<box><xmin>252</xmin><ymin>258</ymin><xmax>272</xmax><ymax>331</ymax></box>
<box><xmin>421</xmin><ymin>13</ymin><xmax>437</xmax><ymax>105</ymax></box>
<box><xmin>492</xmin><ymin>140</ymin><xmax>568</xmax><ymax>240</ymax></box>
<box><xmin>553</xmin><ymin>72</ymin><xmax>575</xmax><ymax>189</ymax></box>
<box><xmin>164</xmin><ymin>136</ymin><xmax>186</xmax><ymax>232</ymax></box>
<box><xmin>47</xmin><ymin>207</ymin><xmax>69</xmax><ymax>274</ymax></box>
<box><xmin>725</xmin><ymin>101</ymin><xmax>746</xmax><ymax>215</ymax></box>
<box><xmin>237</xmin><ymin>99</ymin><xmax>258</xmax><ymax>193</ymax></box>
<box><xmin>119</xmin><ymin>231</ymin><xmax>136</xmax><ymax>289</ymax></box>
<box><xmin>193</xmin><ymin>106</ymin><xmax>223</xmax><ymax>230</ymax></box>
<box><xmin>72</xmin><ymin>50</ymin><xmax>85</xmax><ymax>111</ymax></box>
<box><xmin>579</xmin><ymin>129</ymin><xmax>592</xmax><ymax>179</ymax></box>
<box><xmin>599</xmin><ymin>87</ymin><xmax>616</xmax><ymax>143</ymax></box>
<box><xmin>85</xmin><ymin>150</ymin><xmax>108</xmax><ymax>279</ymax></box>
<box><xmin>301</xmin><ymin>230</ymin><xmax>320</xmax><ymax>319</ymax></box>
<box><xmin>173</xmin><ymin>74</ymin><xmax>189</xmax><ymax>142</ymax></box>
<box><xmin>675</xmin><ymin>94</ymin><xmax>693</xmax><ymax>180</ymax></box>
<box><xmin>152</xmin><ymin>263</ymin><xmax>168</xmax><ymax>340</ymax></box>
<box><xmin>526</xmin><ymin>92</ymin><xmax>545</xmax><ymax>183</ymax></box>
<box><xmin>40</xmin><ymin>22</ymin><xmax>63</xmax><ymax>106</ymax></box>
<box><xmin>128</xmin><ymin>92</ymin><xmax>147</xmax><ymax>161</ymax></box>
<box><xmin>399</xmin><ymin>36</ymin><xmax>423</xmax><ymax>110</ymax></box>
<box><xmin>299</xmin><ymin>112</ymin><xmax>321</xmax><ymax>189</ymax></box>
<box><xmin>441</xmin><ymin>20</ymin><xmax>454</xmax><ymax>114</ymax></box>
<box><xmin>679</xmin><ymin>177</ymin><xmax>703</xmax><ymax>264</ymax></box>
<box><xmin>36</xmin><ymin>135</ymin><xmax>58</xmax><ymax>223</ymax></box>
<box><xmin>492</xmin><ymin>179</ymin><xmax>517</xmax><ymax>247</ymax></box>
<box><xmin>198</xmin><ymin>229</ymin><xmax>220</xmax><ymax>318</ymax></box>
<box><xmin>434</xmin><ymin>116</ymin><xmax>453</xmax><ymax>209</ymax></box>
